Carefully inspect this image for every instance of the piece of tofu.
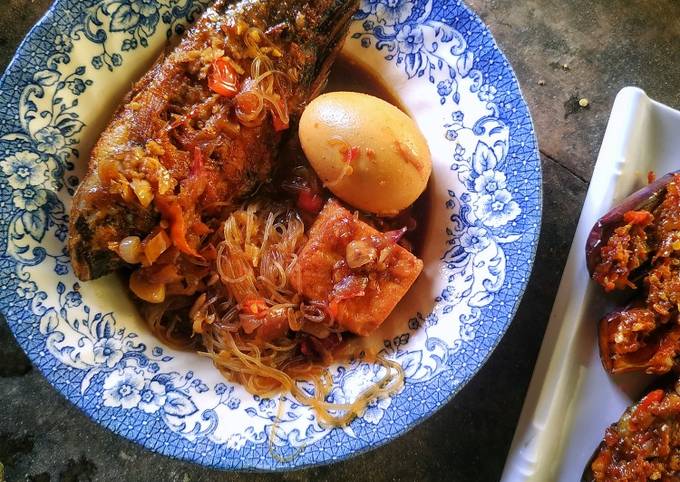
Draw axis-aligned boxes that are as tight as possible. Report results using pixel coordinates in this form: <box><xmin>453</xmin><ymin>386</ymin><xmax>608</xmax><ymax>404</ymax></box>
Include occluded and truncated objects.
<box><xmin>289</xmin><ymin>200</ymin><xmax>423</xmax><ymax>336</ymax></box>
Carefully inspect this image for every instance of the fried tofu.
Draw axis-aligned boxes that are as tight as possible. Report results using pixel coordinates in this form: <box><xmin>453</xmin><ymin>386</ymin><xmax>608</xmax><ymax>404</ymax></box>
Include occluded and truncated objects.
<box><xmin>289</xmin><ymin>200</ymin><xmax>423</xmax><ymax>336</ymax></box>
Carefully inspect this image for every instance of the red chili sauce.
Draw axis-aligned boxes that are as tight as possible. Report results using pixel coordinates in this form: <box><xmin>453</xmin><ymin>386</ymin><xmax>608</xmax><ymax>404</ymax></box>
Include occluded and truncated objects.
<box><xmin>593</xmin><ymin>174</ymin><xmax>680</xmax><ymax>374</ymax></box>
<box><xmin>591</xmin><ymin>384</ymin><xmax>680</xmax><ymax>481</ymax></box>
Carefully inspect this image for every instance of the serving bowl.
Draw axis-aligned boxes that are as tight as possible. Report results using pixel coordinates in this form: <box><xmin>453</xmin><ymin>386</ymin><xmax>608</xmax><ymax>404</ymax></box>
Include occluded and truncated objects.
<box><xmin>0</xmin><ymin>0</ymin><xmax>540</xmax><ymax>470</ymax></box>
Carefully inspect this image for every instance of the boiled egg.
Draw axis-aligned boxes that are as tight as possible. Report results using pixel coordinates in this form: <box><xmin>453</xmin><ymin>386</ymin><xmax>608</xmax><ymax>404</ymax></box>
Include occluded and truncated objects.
<box><xmin>299</xmin><ymin>92</ymin><xmax>432</xmax><ymax>216</ymax></box>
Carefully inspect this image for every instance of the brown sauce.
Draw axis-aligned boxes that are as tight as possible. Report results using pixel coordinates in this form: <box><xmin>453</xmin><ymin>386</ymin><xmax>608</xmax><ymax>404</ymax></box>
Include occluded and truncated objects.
<box><xmin>324</xmin><ymin>55</ymin><xmax>403</xmax><ymax>108</ymax></box>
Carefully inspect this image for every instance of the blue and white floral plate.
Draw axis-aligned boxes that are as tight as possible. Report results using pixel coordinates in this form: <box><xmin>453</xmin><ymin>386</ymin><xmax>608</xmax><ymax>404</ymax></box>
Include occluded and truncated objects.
<box><xmin>0</xmin><ymin>0</ymin><xmax>541</xmax><ymax>471</ymax></box>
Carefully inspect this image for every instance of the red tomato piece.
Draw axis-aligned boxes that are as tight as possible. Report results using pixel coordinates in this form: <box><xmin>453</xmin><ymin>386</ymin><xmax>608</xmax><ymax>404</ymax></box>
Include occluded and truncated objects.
<box><xmin>272</xmin><ymin>98</ymin><xmax>289</xmax><ymax>132</ymax></box>
<box><xmin>634</xmin><ymin>389</ymin><xmax>664</xmax><ymax>416</ymax></box>
<box><xmin>297</xmin><ymin>190</ymin><xmax>323</xmax><ymax>213</ymax></box>
<box><xmin>208</xmin><ymin>57</ymin><xmax>239</xmax><ymax>97</ymax></box>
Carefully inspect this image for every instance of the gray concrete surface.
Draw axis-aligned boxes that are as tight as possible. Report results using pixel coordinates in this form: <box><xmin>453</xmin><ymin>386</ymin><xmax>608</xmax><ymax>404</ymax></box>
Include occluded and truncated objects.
<box><xmin>1</xmin><ymin>0</ymin><xmax>679</xmax><ymax>480</ymax></box>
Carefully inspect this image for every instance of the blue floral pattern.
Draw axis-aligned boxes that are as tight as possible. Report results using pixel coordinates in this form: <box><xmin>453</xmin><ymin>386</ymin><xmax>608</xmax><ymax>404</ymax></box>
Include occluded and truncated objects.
<box><xmin>78</xmin><ymin>0</ymin><xmax>208</xmax><ymax>70</ymax></box>
<box><xmin>0</xmin><ymin>0</ymin><xmax>540</xmax><ymax>470</ymax></box>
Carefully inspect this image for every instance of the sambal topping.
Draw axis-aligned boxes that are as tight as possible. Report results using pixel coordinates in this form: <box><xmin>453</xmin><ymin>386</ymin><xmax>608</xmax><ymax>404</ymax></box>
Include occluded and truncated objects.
<box><xmin>593</xmin><ymin>209</ymin><xmax>654</xmax><ymax>292</ymax></box>
<box><xmin>652</xmin><ymin>176</ymin><xmax>680</xmax><ymax>260</ymax></box>
<box><xmin>590</xmin><ymin>383</ymin><xmax>680</xmax><ymax>481</ymax></box>
<box><xmin>645</xmin><ymin>258</ymin><xmax>680</xmax><ymax>320</ymax></box>
<box><xmin>591</xmin><ymin>174</ymin><xmax>680</xmax><ymax>375</ymax></box>
<box><xmin>598</xmin><ymin>309</ymin><xmax>680</xmax><ymax>375</ymax></box>
<box><xmin>608</xmin><ymin>308</ymin><xmax>657</xmax><ymax>354</ymax></box>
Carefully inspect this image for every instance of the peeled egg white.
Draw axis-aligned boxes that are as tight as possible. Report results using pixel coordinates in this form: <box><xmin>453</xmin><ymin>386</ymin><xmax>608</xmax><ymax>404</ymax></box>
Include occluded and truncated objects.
<box><xmin>299</xmin><ymin>92</ymin><xmax>432</xmax><ymax>216</ymax></box>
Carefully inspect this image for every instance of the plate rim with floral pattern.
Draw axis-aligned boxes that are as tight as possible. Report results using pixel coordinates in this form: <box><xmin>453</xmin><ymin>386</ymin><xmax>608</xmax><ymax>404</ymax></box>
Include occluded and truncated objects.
<box><xmin>0</xmin><ymin>0</ymin><xmax>541</xmax><ymax>471</ymax></box>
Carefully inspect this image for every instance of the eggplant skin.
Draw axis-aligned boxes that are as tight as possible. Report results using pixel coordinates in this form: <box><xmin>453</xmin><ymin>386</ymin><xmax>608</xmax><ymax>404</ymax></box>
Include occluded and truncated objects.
<box><xmin>68</xmin><ymin>0</ymin><xmax>359</xmax><ymax>281</ymax></box>
<box><xmin>585</xmin><ymin>171</ymin><xmax>678</xmax><ymax>277</ymax></box>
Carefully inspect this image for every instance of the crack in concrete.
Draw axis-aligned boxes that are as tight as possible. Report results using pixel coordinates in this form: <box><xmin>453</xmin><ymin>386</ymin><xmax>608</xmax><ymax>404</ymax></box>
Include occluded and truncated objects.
<box><xmin>540</xmin><ymin>149</ymin><xmax>588</xmax><ymax>184</ymax></box>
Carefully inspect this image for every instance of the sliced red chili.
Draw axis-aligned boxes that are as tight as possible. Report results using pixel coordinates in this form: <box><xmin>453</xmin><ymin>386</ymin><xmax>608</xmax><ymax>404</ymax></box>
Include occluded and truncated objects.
<box><xmin>297</xmin><ymin>190</ymin><xmax>323</xmax><ymax>213</ymax></box>
<box><xmin>634</xmin><ymin>389</ymin><xmax>664</xmax><ymax>417</ymax></box>
<box><xmin>272</xmin><ymin>98</ymin><xmax>289</xmax><ymax>132</ymax></box>
<box><xmin>344</xmin><ymin>146</ymin><xmax>361</xmax><ymax>164</ymax></box>
<box><xmin>623</xmin><ymin>210</ymin><xmax>653</xmax><ymax>225</ymax></box>
<box><xmin>648</xmin><ymin>170</ymin><xmax>656</xmax><ymax>184</ymax></box>
<box><xmin>208</xmin><ymin>57</ymin><xmax>239</xmax><ymax>98</ymax></box>
<box><xmin>190</xmin><ymin>146</ymin><xmax>204</xmax><ymax>176</ymax></box>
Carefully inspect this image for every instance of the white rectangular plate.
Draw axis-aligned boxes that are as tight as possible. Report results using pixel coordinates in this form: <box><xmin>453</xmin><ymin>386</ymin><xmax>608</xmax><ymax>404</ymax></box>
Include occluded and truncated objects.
<box><xmin>501</xmin><ymin>87</ymin><xmax>680</xmax><ymax>482</ymax></box>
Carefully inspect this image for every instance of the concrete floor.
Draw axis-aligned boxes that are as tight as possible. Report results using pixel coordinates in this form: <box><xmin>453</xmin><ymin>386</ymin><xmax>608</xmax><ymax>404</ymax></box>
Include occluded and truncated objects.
<box><xmin>1</xmin><ymin>0</ymin><xmax>679</xmax><ymax>480</ymax></box>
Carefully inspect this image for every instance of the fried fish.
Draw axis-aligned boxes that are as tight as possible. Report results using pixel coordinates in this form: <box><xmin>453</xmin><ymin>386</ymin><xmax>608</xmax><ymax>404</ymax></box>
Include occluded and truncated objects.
<box><xmin>68</xmin><ymin>0</ymin><xmax>358</xmax><ymax>281</ymax></box>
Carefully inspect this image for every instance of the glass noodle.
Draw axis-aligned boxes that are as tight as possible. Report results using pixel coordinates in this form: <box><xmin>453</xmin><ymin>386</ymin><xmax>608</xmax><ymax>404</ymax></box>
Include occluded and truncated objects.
<box><xmin>236</xmin><ymin>28</ymin><xmax>291</xmax><ymax>128</ymax></box>
<box><xmin>145</xmin><ymin>202</ymin><xmax>404</xmax><ymax>427</ymax></box>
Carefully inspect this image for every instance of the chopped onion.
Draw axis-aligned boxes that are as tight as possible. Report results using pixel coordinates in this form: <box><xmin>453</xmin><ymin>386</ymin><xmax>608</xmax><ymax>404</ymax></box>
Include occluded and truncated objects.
<box><xmin>130</xmin><ymin>178</ymin><xmax>154</xmax><ymax>207</ymax></box>
<box><xmin>190</xmin><ymin>293</ymin><xmax>208</xmax><ymax>319</ymax></box>
<box><xmin>384</xmin><ymin>227</ymin><xmax>408</xmax><ymax>244</ymax></box>
<box><xmin>190</xmin><ymin>293</ymin><xmax>208</xmax><ymax>334</ymax></box>
<box><xmin>301</xmin><ymin>302</ymin><xmax>327</xmax><ymax>323</ymax></box>
<box><xmin>377</xmin><ymin>246</ymin><xmax>394</xmax><ymax>271</ymax></box>
<box><xmin>118</xmin><ymin>236</ymin><xmax>142</xmax><ymax>264</ymax></box>
<box><xmin>129</xmin><ymin>271</ymin><xmax>166</xmax><ymax>304</ymax></box>
<box><xmin>240</xmin><ymin>315</ymin><xmax>263</xmax><ymax>334</ymax></box>
<box><xmin>157</xmin><ymin>165</ymin><xmax>175</xmax><ymax>195</ymax></box>
<box><xmin>286</xmin><ymin>308</ymin><xmax>304</xmax><ymax>331</ymax></box>
<box><xmin>328</xmin><ymin>275</ymin><xmax>368</xmax><ymax>318</ymax></box>
<box><xmin>346</xmin><ymin>240</ymin><xmax>377</xmax><ymax>269</ymax></box>
<box><xmin>144</xmin><ymin>230</ymin><xmax>171</xmax><ymax>264</ymax></box>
